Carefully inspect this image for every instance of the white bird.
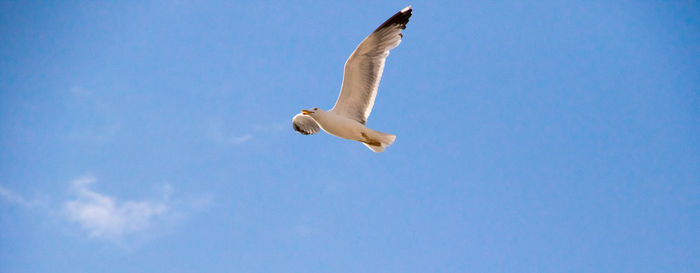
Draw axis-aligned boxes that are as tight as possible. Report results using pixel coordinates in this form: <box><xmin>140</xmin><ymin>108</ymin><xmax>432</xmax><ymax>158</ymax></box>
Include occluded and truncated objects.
<box><xmin>292</xmin><ymin>6</ymin><xmax>413</xmax><ymax>153</ymax></box>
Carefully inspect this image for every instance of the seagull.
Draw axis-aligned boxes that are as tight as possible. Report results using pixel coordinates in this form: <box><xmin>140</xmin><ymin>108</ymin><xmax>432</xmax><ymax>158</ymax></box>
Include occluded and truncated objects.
<box><xmin>292</xmin><ymin>6</ymin><xmax>413</xmax><ymax>153</ymax></box>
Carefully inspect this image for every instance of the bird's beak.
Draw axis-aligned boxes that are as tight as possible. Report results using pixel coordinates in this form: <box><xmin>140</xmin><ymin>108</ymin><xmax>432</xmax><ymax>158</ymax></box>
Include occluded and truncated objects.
<box><xmin>301</xmin><ymin>109</ymin><xmax>313</xmax><ymax>115</ymax></box>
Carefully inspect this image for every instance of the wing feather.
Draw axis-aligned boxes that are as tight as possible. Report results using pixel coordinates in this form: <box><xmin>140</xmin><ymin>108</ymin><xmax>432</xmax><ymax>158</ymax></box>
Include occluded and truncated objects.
<box><xmin>330</xmin><ymin>6</ymin><xmax>412</xmax><ymax>124</ymax></box>
<box><xmin>292</xmin><ymin>113</ymin><xmax>320</xmax><ymax>135</ymax></box>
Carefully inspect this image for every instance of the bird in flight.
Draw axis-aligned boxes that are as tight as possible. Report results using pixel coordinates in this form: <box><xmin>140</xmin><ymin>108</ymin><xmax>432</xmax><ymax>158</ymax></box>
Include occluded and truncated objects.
<box><xmin>292</xmin><ymin>6</ymin><xmax>413</xmax><ymax>153</ymax></box>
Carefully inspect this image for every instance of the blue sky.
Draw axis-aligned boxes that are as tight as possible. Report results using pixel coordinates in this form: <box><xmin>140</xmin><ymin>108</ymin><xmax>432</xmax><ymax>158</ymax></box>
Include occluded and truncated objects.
<box><xmin>1</xmin><ymin>1</ymin><xmax>699</xmax><ymax>272</ymax></box>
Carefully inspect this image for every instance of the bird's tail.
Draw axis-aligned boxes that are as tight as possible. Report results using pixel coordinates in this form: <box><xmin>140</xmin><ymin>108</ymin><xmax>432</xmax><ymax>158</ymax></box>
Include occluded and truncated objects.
<box><xmin>361</xmin><ymin>129</ymin><xmax>396</xmax><ymax>153</ymax></box>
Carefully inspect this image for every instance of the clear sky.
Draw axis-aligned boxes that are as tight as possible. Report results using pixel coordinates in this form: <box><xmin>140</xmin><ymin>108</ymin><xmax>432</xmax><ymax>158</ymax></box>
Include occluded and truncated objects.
<box><xmin>1</xmin><ymin>1</ymin><xmax>699</xmax><ymax>272</ymax></box>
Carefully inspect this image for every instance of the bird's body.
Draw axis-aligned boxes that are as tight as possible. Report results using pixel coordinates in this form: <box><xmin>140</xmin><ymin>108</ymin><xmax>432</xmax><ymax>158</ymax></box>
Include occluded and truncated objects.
<box><xmin>311</xmin><ymin>110</ymin><xmax>365</xmax><ymax>140</ymax></box>
<box><xmin>292</xmin><ymin>6</ymin><xmax>412</xmax><ymax>153</ymax></box>
<box><xmin>310</xmin><ymin>110</ymin><xmax>397</xmax><ymax>153</ymax></box>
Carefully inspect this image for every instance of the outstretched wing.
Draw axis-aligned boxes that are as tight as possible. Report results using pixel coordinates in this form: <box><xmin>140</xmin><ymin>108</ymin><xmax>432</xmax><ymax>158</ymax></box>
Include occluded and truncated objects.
<box><xmin>292</xmin><ymin>113</ymin><xmax>320</xmax><ymax>135</ymax></box>
<box><xmin>330</xmin><ymin>6</ymin><xmax>412</xmax><ymax>124</ymax></box>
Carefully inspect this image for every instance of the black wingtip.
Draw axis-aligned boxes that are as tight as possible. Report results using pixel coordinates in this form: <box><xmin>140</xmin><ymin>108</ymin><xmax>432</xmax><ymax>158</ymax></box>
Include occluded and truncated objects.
<box><xmin>293</xmin><ymin>123</ymin><xmax>309</xmax><ymax>135</ymax></box>
<box><xmin>373</xmin><ymin>6</ymin><xmax>413</xmax><ymax>33</ymax></box>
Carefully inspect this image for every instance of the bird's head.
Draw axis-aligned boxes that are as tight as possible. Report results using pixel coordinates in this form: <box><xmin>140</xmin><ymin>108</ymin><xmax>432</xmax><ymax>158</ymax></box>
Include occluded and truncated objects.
<box><xmin>301</xmin><ymin>107</ymin><xmax>323</xmax><ymax>116</ymax></box>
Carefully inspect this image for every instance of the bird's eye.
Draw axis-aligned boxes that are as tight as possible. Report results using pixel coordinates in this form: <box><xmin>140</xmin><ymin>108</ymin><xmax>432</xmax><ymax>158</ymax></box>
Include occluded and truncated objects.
<box><xmin>314</xmin><ymin>108</ymin><xmax>318</xmax><ymax>110</ymax></box>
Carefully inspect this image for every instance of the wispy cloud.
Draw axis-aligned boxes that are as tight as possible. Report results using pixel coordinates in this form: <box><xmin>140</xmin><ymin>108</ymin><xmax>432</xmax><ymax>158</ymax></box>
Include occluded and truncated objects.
<box><xmin>3</xmin><ymin>176</ymin><xmax>211</xmax><ymax>246</ymax></box>
<box><xmin>252</xmin><ymin>122</ymin><xmax>286</xmax><ymax>132</ymax></box>
<box><xmin>63</xmin><ymin>176</ymin><xmax>169</xmax><ymax>240</ymax></box>
<box><xmin>208</xmin><ymin>120</ymin><xmax>254</xmax><ymax>145</ymax></box>
<box><xmin>230</xmin><ymin>134</ymin><xmax>253</xmax><ymax>144</ymax></box>
<box><xmin>294</xmin><ymin>224</ymin><xmax>312</xmax><ymax>237</ymax></box>
<box><xmin>207</xmin><ymin>119</ymin><xmax>286</xmax><ymax>145</ymax></box>
<box><xmin>69</xmin><ymin>85</ymin><xmax>91</xmax><ymax>96</ymax></box>
<box><xmin>0</xmin><ymin>185</ymin><xmax>41</xmax><ymax>208</ymax></box>
<box><xmin>64</xmin><ymin>123</ymin><xmax>121</xmax><ymax>144</ymax></box>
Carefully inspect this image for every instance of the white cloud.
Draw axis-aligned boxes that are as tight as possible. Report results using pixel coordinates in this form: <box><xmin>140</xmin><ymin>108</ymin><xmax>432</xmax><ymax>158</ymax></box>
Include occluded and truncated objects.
<box><xmin>65</xmin><ymin>123</ymin><xmax>121</xmax><ymax>144</ymax></box>
<box><xmin>294</xmin><ymin>225</ymin><xmax>312</xmax><ymax>237</ymax></box>
<box><xmin>208</xmin><ymin>120</ymin><xmax>254</xmax><ymax>145</ymax></box>
<box><xmin>0</xmin><ymin>185</ymin><xmax>41</xmax><ymax>208</ymax></box>
<box><xmin>229</xmin><ymin>134</ymin><xmax>253</xmax><ymax>144</ymax></box>
<box><xmin>63</xmin><ymin>176</ymin><xmax>169</xmax><ymax>240</ymax></box>
<box><xmin>253</xmin><ymin>122</ymin><xmax>286</xmax><ymax>132</ymax></box>
<box><xmin>69</xmin><ymin>86</ymin><xmax>91</xmax><ymax>96</ymax></box>
<box><xmin>207</xmin><ymin>119</ymin><xmax>286</xmax><ymax>145</ymax></box>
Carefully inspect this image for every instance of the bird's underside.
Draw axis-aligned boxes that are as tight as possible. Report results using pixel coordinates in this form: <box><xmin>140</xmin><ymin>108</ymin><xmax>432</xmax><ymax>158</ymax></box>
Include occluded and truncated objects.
<box><xmin>292</xmin><ymin>6</ymin><xmax>412</xmax><ymax>153</ymax></box>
